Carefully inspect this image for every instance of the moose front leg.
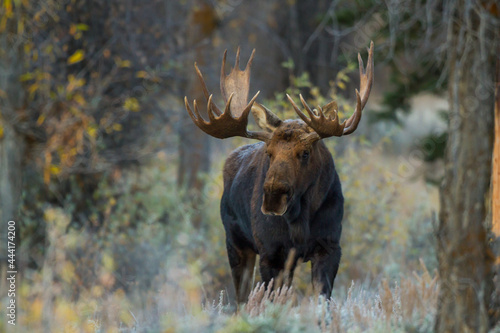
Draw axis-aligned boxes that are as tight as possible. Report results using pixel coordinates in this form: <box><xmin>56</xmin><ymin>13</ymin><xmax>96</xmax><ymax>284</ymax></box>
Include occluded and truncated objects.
<box><xmin>226</xmin><ymin>243</ymin><xmax>257</xmax><ymax>304</ymax></box>
<box><xmin>259</xmin><ymin>255</ymin><xmax>283</xmax><ymax>288</ymax></box>
<box><xmin>311</xmin><ymin>241</ymin><xmax>341</xmax><ymax>297</ymax></box>
<box><xmin>259</xmin><ymin>249</ymin><xmax>298</xmax><ymax>291</ymax></box>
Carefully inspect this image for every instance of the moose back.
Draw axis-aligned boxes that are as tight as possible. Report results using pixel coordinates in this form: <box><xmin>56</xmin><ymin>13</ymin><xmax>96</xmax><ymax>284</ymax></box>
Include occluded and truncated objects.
<box><xmin>184</xmin><ymin>43</ymin><xmax>374</xmax><ymax>303</ymax></box>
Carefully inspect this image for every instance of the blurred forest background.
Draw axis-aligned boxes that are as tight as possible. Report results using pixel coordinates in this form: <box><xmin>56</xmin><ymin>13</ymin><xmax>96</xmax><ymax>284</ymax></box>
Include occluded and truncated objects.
<box><xmin>0</xmin><ymin>0</ymin><xmax>499</xmax><ymax>332</ymax></box>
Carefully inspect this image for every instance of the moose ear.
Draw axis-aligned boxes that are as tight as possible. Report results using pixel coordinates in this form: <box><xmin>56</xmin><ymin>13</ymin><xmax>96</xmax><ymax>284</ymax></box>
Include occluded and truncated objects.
<box><xmin>251</xmin><ymin>103</ymin><xmax>282</xmax><ymax>133</ymax></box>
<box><xmin>321</xmin><ymin>100</ymin><xmax>338</xmax><ymax>119</ymax></box>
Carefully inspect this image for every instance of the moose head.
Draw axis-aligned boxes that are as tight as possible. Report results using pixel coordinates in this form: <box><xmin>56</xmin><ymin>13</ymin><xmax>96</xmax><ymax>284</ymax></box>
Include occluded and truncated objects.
<box><xmin>185</xmin><ymin>42</ymin><xmax>374</xmax><ymax>218</ymax></box>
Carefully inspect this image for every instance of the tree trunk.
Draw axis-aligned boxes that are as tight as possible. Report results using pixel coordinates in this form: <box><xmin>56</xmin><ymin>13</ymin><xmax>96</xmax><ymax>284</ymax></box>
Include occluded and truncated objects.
<box><xmin>435</xmin><ymin>1</ymin><xmax>497</xmax><ymax>332</ymax></box>
<box><xmin>490</xmin><ymin>42</ymin><xmax>500</xmax><ymax>325</ymax></box>
<box><xmin>0</xmin><ymin>123</ymin><xmax>25</xmax><ymax>223</ymax></box>
<box><xmin>0</xmin><ymin>7</ymin><xmax>26</xmax><ymax>261</ymax></box>
<box><xmin>177</xmin><ymin>0</ymin><xmax>217</xmax><ymax>227</ymax></box>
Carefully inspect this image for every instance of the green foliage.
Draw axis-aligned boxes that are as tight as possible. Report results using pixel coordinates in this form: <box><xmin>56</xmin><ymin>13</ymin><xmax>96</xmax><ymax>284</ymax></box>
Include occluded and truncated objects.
<box><xmin>371</xmin><ymin>64</ymin><xmax>446</xmax><ymax>124</ymax></box>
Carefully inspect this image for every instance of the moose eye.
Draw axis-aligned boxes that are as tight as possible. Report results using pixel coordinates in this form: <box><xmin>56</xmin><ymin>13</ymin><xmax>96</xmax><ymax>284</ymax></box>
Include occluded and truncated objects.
<box><xmin>301</xmin><ymin>150</ymin><xmax>310</xmax><ymax>160</ymax></box>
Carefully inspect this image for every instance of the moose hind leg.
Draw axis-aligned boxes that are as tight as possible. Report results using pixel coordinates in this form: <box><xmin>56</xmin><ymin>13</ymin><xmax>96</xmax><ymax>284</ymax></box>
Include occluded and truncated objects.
<box><xmin>311</xmin><ymin>243</ymin><xmax>341</xmax><ymax>297</ymax></box>
<box><xmin>226</xmin><ymin>243</ymin><xmax>256</xmax><ymax>304</ymax></box>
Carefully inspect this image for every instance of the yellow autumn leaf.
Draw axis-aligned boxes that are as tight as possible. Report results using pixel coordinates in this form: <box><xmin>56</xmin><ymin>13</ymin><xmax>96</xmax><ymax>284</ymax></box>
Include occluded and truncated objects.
<box><xmin>76</xmin><ymin>23</ymin><xmax>89</xmax><ymax>31</ymax></box>
<box><xmin>36</xmin><ymin>113</ymin><xmax>46</xmax><ymax>125</ymax></box>
<box><xmin>112</xmin><ymin>123</ymin><xmax>122</xmax><ymax>131</ymax></box>
<box><xmin>4</xmin><ymin>0</ymin><xmax>12</xmax><ymax>16</ymax></box>
<box><xmin>136</xmin><ymin>70</ymin><xmax>148</xmax><ymax>78</ymax></box>
<box><xmin>67</xmin><ymin>49</ymin><xmax>85</xmax><ymax>64</ymax></box>
<box><xmin>60</xmin><ymin>261</ymin><xmax>76</xmax><ymax>283</ymax></box>
<box><xmin>102</xmin><ymin>253</ymin><xmax>115</xmax><ymax>271</ymax></box>
<box><xmin>72</xmin><ymin>93</ymin><xmax>86</xmax><ymax>106</ymax></box>
<box><xmin>119</xmin><ymin>59</ymin><xmax>131</xmax><ymax>68</ymax></box>
<box><xmin>87</xmin><ymin>124</ymin><xmax>98</xmax><ymax>138</ymax></box>
<box><xmin>123</xmin><ymin>97</ymin><xmax>140</xmax><ymax>112</ymax></box>
<box><xmin>30</xmin><ymin>298</ymin><xmax>43</xmax><ymax>324</ymax></box>
<box><xmin>49</xmin><ymin>165</ymin><xmax>61</xmax><ymax>175</ymax></box>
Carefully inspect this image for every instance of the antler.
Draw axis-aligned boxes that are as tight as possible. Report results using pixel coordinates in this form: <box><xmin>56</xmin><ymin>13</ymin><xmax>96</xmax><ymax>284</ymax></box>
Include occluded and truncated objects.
<box><xmin>184</xmin><ymin>48</ymin><xmax>271</xmax><ymax>141</ymax></box>
<box><xmin>287</xmin><ymin>41</ymin><xmax>374</xmax><ymax>138</ymax></box>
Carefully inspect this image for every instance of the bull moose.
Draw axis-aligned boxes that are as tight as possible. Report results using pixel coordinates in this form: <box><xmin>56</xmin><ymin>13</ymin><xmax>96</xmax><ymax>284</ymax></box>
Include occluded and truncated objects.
<box><xmin>184</xmin><ymin>42</ymin><xmax>374</xmax><ymax>303</ymax></box>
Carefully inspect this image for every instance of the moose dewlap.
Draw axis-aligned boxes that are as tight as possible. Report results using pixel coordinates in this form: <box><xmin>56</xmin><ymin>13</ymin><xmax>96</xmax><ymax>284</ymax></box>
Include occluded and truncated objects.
<box><xmin>184</xmin><ymin>42</ymin><xmax>374</xmax><ymax>303</ymax></box>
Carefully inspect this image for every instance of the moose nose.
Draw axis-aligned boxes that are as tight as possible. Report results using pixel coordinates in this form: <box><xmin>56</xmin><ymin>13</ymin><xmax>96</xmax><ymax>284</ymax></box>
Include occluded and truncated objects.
<box><xmin>263</xmin><ymin>182</ymin><xmax>291</xmax><ymax>197</ymax></box>
<box><xmin>262</xmin><ymin>182</ymin><xmax>292</xmax><ymax>216</ymax></box>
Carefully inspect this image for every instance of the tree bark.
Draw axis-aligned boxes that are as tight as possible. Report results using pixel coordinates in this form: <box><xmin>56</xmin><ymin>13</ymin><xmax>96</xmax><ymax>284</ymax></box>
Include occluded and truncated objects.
<box><xmin>490</xmin><ymin>41</ymin><xmax>500</xmax><ymax>325</ymax></box>
<box><xmin>0</xmin><ymin>7</ymin><xmax>26</xmax><ymax>261</ymax></box>
<box><xmin>0</xmin><ymin>123</ymin><xmax>25</xmax><ymax>223</ymax></box>
<box><xmin>436</xmin><ymin>1</ymin><xmax>497</xmax><ymax>332</ymax></box>
<box><xmin>177</xmin><ymin>0</ymin><xmax>217</xmax><ymax>227</ymax></box>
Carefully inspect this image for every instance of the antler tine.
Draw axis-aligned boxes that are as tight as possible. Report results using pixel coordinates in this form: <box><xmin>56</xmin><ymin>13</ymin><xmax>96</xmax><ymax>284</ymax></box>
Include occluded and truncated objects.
<box><xmin>299</xmin><ymin>94</ymin><xmax>320</xmax><ymax>120</ymax></box>
<box><xmin>287</xmin><ymin>94</ymin><xmax>310</xmax><ymax>125</ymax></box>
<box><xmin>359</xmin><ymin>41</ymin><xmax>374</xmax><ymax>109</ymax></box>
<box><xmin>222</xmin><ymin>92</ymin><xmax>235</xmax><ymax>116</ymax></box>
<box><xmin>184</xmin><ymin>96</ymin><xmax>198</xmax><ymax>123</ymax></box>
<box><xmin>221</xmin><ymin>50</ymin><xmax>228</xmax><ymax>87</ymax></box>
<box><xmin>184</xmin><ymin>50</ymin><xmax>270</xmax><ymax>141</ymax></box>
<box><xmin>195</xmin><ymin>62</ymin><xmax>222</xmax><ymax>117</ymax></box>
<box><xmin>242</xmin><ymin>90</ymin><xmax>260</xmax><ymax>118</ymax></box>
<box><xmin>344</xmin><ymin>41</ymin><xmax>373</xmax><ymax>131</ymax></box>
<box><xmin>246</xmin><ymin>49</ymin><xmax>255</xmax><ymax>71</ymax></box>
<box><xmin>343</xmin><ymin>90</ymin><xmax>362</xmax><ymax>135</ymax></box>
<box><xmin>288</xmin><ymin>41</ymin><xmax>374</xmax><ymax>139</ymax></box>
<box><xmin>207</xmin><ymin>94</ymin><xmax>217</xmax><ymax>121</ymax></box>
<box><xmin>192</xmin><ymin>99</ymin><xmax>205</xmax><ymax>124</ymax></box>
<box><xmin>234</xmin><ymin>46</ymin><xmax>240</xmax><ymax>69</ymax></box>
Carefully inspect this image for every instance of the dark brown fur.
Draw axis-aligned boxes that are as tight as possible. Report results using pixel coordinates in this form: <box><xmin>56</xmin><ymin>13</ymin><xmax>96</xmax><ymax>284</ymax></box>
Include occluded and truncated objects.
<box><xmin>221</xmin><ymin>120</ymin><xmax>343</xmax><ymax>303</ymax></box>
<box><xmin>185</xmin><ymin>44</ymin><xmax>374</xmax><ymax>304</ymax></box>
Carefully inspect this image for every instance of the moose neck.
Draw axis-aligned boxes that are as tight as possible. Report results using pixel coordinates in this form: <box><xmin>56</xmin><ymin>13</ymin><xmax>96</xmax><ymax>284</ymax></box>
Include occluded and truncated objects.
<box><xmin>263</xmin><ymin>140</ymin><xmax>334</xmax><ymax>244</ymax></box>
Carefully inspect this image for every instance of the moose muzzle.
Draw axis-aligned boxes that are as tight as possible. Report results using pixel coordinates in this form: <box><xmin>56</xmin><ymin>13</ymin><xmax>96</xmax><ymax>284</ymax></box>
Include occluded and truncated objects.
<box><xmin>261</xmin><ymin>183</ymin><xmax>292</xmax><ymax>216</ymax></box>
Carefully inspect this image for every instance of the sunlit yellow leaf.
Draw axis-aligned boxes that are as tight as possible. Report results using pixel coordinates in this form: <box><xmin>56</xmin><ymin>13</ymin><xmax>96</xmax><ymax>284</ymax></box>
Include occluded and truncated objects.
<box><xmin>55</xmin><ymin>301</ymin><xmax>78</xmax><ymax>326</ymax></box>
<box><xmin>76</xmin><ymin>23</ymin><xmax>89</xmax><ymax>31</ymax></box>
<box><xmin>112</xmin><ymin>123</ymin><xmax>122</xmax><ymax>131</ymax></box>
<box><xmin>67</xmin><ymin>49</ymin><xmax>85</xmax><ymax>64</ymax></box>
<box><xmin>36</xmin><ymin>113</ymin><xmax>46</xmax><ymax>125</ymax></box>
<box><xmin>72</xmin><ymin>93</ymin><xmax>86</xmax><ymax>106</ymax></box>
<box><xmin>4</xmin><ymin>0</ymin><xmax>12</xmax><ymax>16</ymax></box>
<box><xmin>61</xmin><ymin>261</ymin><xmax>75</xmax><ymax>283</ymax></box>
<box><xmin>87</xmin><ymin>124</ymin><xmax>98</xmax><ymax>138</ymax></box>
<box><xmin>30</xmin><ymin>298</ymin><xmax>43</xmax><ymax>324</ymax></box>
<box><xmin>136</xmin><ymin>70</ymin><xmax>148</xmax><ymax>78</ymax></box>
<box><xmin>120</xmin><ymin>309</ymin><xmax>134</xmax><ymax>327</ymax></box>
<box><xmin>102</xmin><ymin>252</ymin><xmax>115</xmax><ymax>271</ymax></box>
<box><xmin>28</xmin><ymin>82</ymin><xmax>39</xmax><ymax>99</ymax></box>
<box><xmin>123</xmin><ymin>97</ymin><xmax>140</xmax><ymax>112</ymax></box>
<box><xmin>119</xmin><ymin>59</ymin><xmax>131</xmax><ymax>68</ymax></box>
<box><xmin>19</xmin><ymin>72</ymin><xmax>33</xmax><ymax>82</ymax></box>
<box><xmin>50</xmin><ymin>165</ymin><xmax>61</xmax><ymax>175</ymax></box>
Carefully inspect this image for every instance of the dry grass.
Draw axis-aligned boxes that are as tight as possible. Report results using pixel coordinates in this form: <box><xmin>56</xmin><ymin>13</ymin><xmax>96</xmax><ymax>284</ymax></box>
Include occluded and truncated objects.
<box><xmin>218</xmin><ymin>260</ymin><xmax>438</xmax><ymax>333</ymax></box>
